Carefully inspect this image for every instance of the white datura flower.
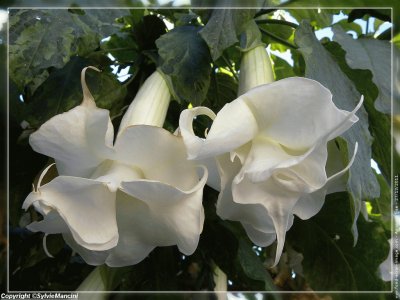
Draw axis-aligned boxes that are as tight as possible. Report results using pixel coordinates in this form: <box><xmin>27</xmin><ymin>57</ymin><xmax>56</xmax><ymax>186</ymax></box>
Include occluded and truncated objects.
<box><xmin>22</xmin><ymin>67</ymin><xmax>207</xmax><ymax>267</ymax></box>
<box><xmin>179</xmin><ymin>77</ymin><xmax>361</xmax><ymax>266</ymax></box>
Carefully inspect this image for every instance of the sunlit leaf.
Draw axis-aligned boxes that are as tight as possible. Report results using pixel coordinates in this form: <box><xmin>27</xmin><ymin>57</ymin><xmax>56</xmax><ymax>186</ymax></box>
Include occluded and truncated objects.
<box><xmin>294</xmin><ymin>20</ymin><xmax>380</xmax><ymax>243</ymax></box>
<box><xmin>333</xmin><ymin>25</ymin><xmax>391</xmax><ymax>114</ymax></box>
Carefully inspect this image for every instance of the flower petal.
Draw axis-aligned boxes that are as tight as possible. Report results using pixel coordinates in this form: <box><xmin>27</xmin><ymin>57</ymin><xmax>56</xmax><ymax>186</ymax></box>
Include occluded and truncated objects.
<box><xmin>241</xmin><ymin>77</ymin><xmax>359</xmax><ymax>150</ymax></box>
<box><xmin>105</xmin><ymin>190</ymin><xmax>157</xmax><ymax>267</ymax></box>
<box><xmin>196</xmin><ymin>157</ymin><xmax>220</xmax><ymax>191</ymax></box>
<box><xmin>216</xmin><ymin>154</ymin><xmax>280</xmax><ymax>250</ymax></box>
<box><xmin>29</xmin><ymin>105</ymin><xmax>114</xmax><ymax>177</ymax></box>
<box><xmin>292</xmin><ymin>189</ymin><xmax>326</xmax><ymax>220</ymax></box>
<box><xmin>232</xmin><ymin>175</ymin><xmax>299</xmax><ymax>266</ymax></box>
<box><xmin>91</xmin><ymin>160</ymin><xmax>143</xmax><ymax>192</ymax></box>
<box><xmin>119</xmin><ymin>166</ymin><xmax>207</xmax><ymax>256</ymax></box>
<box><xmin>242</xmin><ymin>224</ymin><xmax>276</xmax><ymax>247</ymax></box>
<box><xmin>23</xmin><ymin>176</ymin><xmax>118</xmax><ymax>251</ymax></box>
<box><xmin>326</xmin><ymin>142</ymin><xmax>358</xmax><ymax>194</ymax></box>
<box><xmin>63</xmin><ymin>233</ymin><xmax>111</xmax><ymax>266</ymax></box>
<box><xmin>115</xmin><ymin>125</ymin><xmax>200</xmax><ymax>191</ymax></box>
<box><xmin>178</xmin><ymin>106</ymin><xmax>216</xmax><ymax>159</ymax></box>
<box><xmin>272</xmin><ymin>144</ymin><xmax>328</xmax><ymax>193</ymax></box>
<box><xmin>179</xmin><ymin>102</ymin><xmax>258</xmax><ymax>159</ymax></box>
<box><xmin>26</xmin><ymin>209</ymin><xmax>69</xmax><ymax>234</ymax></box>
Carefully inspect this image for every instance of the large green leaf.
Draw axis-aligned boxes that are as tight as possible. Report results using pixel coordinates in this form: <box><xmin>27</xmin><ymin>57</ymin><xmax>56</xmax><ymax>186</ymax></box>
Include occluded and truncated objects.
<box><xmin>156</xmin><ymin>26</ymin><xmax>212</xmax><ymax>106</ymax></box>
<box><xmin>294</xmin><ymin>21</ymin><xmax>380</xmax><ymax>243</ymax></box>
<box><xmin>199</xmin><ymin>8</ymin><xmax>255</xmax><ymax>60</ymax></box>
<box><xmin>332</xmin><ymin>25</ymin><xmax>391</xmax><ymax>114</ymax></box>
<box><xmin>323</xmin><ymin>40</ymin><xmax>394</xmax><ymax>183</ymax></box>
<box><xmin>287</xmin><ymin>192</ymin><xmax>390</xmax><ymax>291</ymax></box>
<box><xmin>9</xmin><ymin>9</ymin><xmax>125</xmax><ymax>97</ymax></box>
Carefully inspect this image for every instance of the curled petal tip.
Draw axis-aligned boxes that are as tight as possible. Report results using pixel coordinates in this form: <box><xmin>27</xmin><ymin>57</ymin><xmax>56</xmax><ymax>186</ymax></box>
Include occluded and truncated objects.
<box><xmin>359</xmin><ymin>95</ymin><xmax>364</xmax><ymax>104</ymax></box>
<box><xmin>85</xmin><ymin>66</ymin><xmax>101</xmax><ymax>73</ymax></box>
<box><xmin>81</xmin><ymin>66</ymin><xmax>100</xmax><ymax>107</ymax></box>
<box><xmin>43</xmin><ymin>234</ymin><xmax>55</xmax><ymax>258</ymax></box>
<box><xmin>354</xmin><ymin>95</ymin><xmax>364</xmax><ymax>112</ymax></box>
<box><xmin>37</xmin><ymin>163</ymin><xmax>56</xmax><ymax>190</ymax></box>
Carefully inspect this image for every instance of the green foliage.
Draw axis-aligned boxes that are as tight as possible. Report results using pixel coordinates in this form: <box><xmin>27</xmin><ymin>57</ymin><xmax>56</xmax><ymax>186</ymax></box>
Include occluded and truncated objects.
<box><xmin>204</xmin><ymin>72</ymin><xmax>238</xmax><ymax>112</ymax></box>
<box><xmin>9</xmin><ymin>9</ymin><xmax>125</xmax><ymax>97</ymax></box>
<box><xmin>288</xmin><ymin>192</ymin><xmax>390</xmax><ymax>291</ymax></box>
<box><xmin>324</xmin><ymin>40</ymin><xmax>394</xmax><ymax>183</ymax></box>
<box><xmin>199</xmin><ymin>9</ymin><xmax>255</xmax><ymax>60</ymax></box>
<box><xmin>288</xmin><ymin>9</ymin><xmax>334</xmax><ymax>29</ymax></box>
<box><xmin>294</xmin><ymin>20</ymin><xmax>380</xmax><ymax>242</ymax></box>
<box><xmin>156</xmin><ymin>25</ymin><xmax>212</xmax><ymax>106</ymax></box>
<box><xmin>271</xmin><ymin>54</ymin><xmax>296</xmax><ymax>79</ymax></box>
<box><xmin>333</xmin><ymin>25</ymin><xmax>392</xmax><ymax>114</ymax></box>
<box><xmin>369</xmin><ymin>173</ymin><xmax>392</xmax><ymax>232</ymax></box>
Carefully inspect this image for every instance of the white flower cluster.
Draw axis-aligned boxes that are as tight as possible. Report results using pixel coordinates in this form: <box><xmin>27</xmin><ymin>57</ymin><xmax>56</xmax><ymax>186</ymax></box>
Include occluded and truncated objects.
<box><xmin>23</xmin><ymin>47</ymin><xmax>360</xmax><ymax>267</ymax></box>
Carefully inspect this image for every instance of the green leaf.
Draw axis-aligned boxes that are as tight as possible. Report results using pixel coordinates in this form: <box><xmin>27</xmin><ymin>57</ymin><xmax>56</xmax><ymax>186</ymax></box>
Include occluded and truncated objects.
<box><xmin>100</xmin><ymin>33</ymin><xmax>139</xmax><ymax>63</ymax></box>
<box><xmin>13</xmin><ymin>56</ymin><xmax>126</xmax><ymax>128</ymax></box>
<box><xmin>333</xmin><ymin>19</ymin><xmax>363</xmax><ymax>37</ymax></box>
<box><xmin>294</xmin><ymin>20</ymin><xmax>380</xmax><ymax>243</ymax></box>
<box><xmin>237</xmin><ymin>239</ymin><xmax>276</xmax><ymax>292</ymax></box>
<box><xmin>132</xmin><ymin>14</ymin><xmax>167</xmax><ymax>51</ymax></box>
<box><xmin>204</xmin><ymin>72</ymin><xmax>238</xmax><ymax>112</ymax></box>
<box><xmin>9</xmin><ymin>9</ymin><xmax>124</xmax><ymax>97</ymax></box>
<box><xmin>323</xmin><ymin>40</ymin><xmax>393</xmax><ymax>184</ymax></box>
<box><xmin>156</xmin><ymin>26</ymin><xmax>212</xmax><ymax>106</ymax></box>
<box><xmin>369</xmin><ymin>173</ymin><xmax>391</xmax><ymax>232</ymax></box>
<box><xmin>332</xmin><ymin>25</ymin><xmax>391</xmax><ymax>114</ymax></box>
<box><xmin>288</xmin><ymin>9</ymin><xmax>334</xmax><ymax>29</ymax></box>
<box><xmin>347</xmin><ymin>9</ymin><xmax>391</xmax><ymax>25</ymax></box>
<box><xmin>270</xmin><ymin>54</ymin><xmax>296</xmax><ymax>80</ymax></box>
<box><xmin>259</xmin><ymin>23</ymin><xmax>294</xmax><ymax>47</ymax></box>
<box><xmin>287</xmin><ymin>192</ymin><xmax>390</xmax><ymax>291</ymax></box>
<box><xmin>199</xmin><ymin>9</ymin><xmax>255</xmax><ymax>60</ymax></box>
<box><xmin>281</xmin><ymin>0</ymin><xmax>399</xmax><ymax>34</ymax></box>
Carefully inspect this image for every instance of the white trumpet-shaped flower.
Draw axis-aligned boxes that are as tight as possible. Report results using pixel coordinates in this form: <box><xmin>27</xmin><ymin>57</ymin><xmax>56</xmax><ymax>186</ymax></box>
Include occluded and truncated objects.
<box><xmin>179</xmin><ymin>77</ymin><xmax>361</xmax><ymax>266</ymax></box>
<box><xmin>23</xmin><ymin>68</ymin><xmax>207</xmax><ymax>267</ymax></box>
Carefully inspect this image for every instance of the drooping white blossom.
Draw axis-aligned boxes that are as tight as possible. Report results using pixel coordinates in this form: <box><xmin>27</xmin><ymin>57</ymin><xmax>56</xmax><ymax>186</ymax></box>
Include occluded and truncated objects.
<box><xmin>179</xmin><ymin>77</ymin><xmax>360</xmax><ymax>265</ymax></box>
<box><xmin>23</xmin><ymin>68</ymin><xmax>207</xmax><ymax>267</ymax></box>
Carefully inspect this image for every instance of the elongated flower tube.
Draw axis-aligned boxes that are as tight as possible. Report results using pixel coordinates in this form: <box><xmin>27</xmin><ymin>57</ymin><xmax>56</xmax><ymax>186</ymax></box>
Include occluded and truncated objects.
<box><xmin>238</xmin><ymin>45</ymin><xmax>274</xmax><ymax>96</ymax></box>
<box><xmin>179</xmin><ymin>77</ymin><xmax>361</xmax><ymax>266</ymax></box>
<box><xmin>23</xmin><ymin>68</ymin><xmax>207</xmax><ymax>267</ymax></box>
